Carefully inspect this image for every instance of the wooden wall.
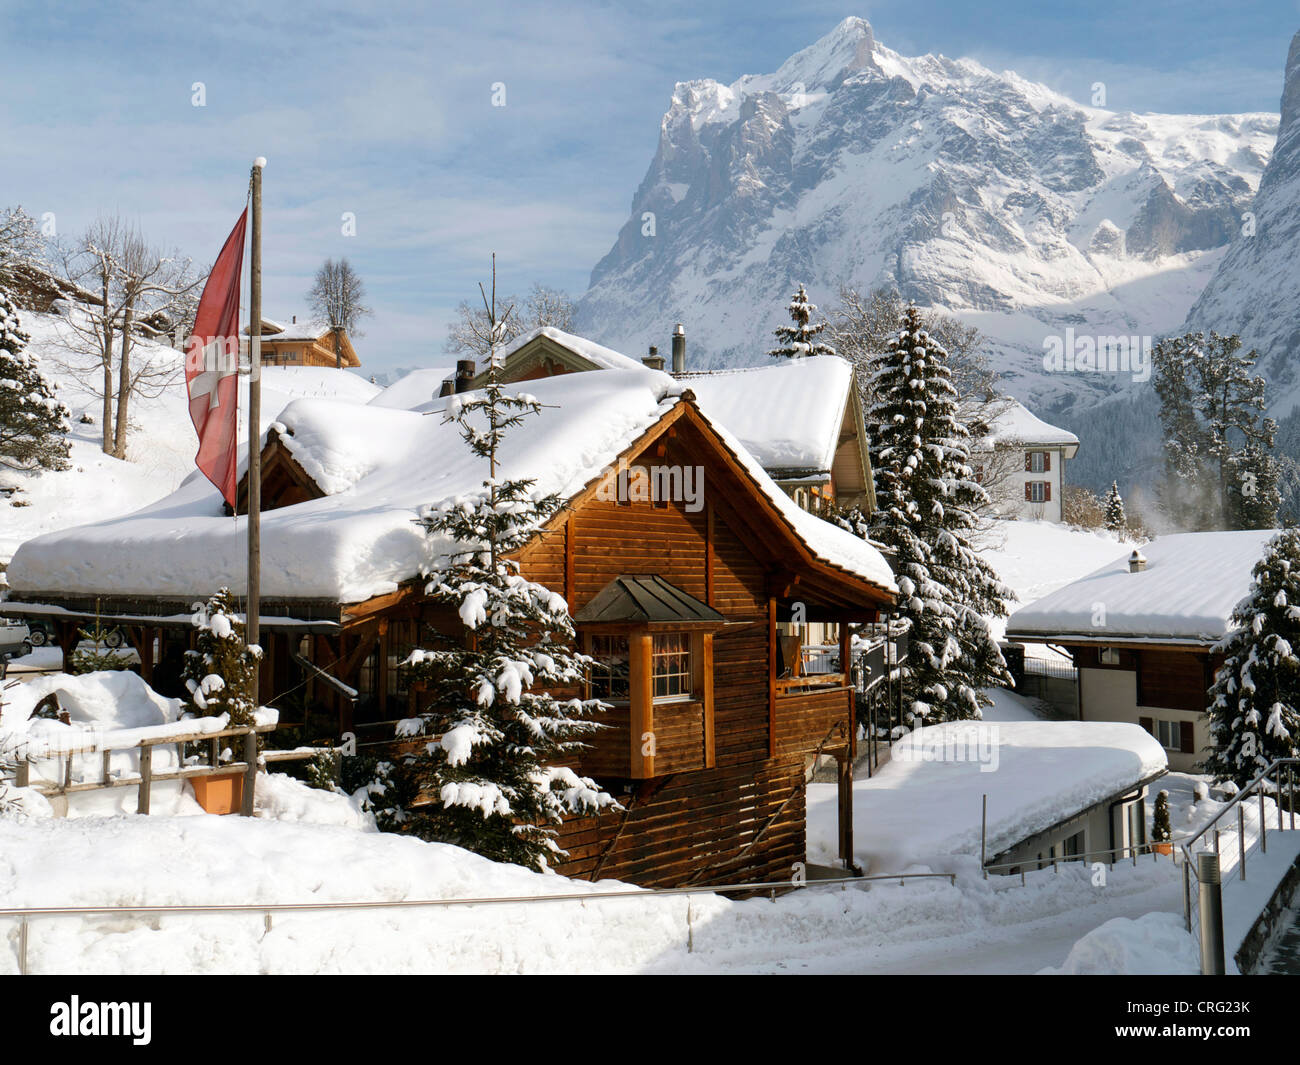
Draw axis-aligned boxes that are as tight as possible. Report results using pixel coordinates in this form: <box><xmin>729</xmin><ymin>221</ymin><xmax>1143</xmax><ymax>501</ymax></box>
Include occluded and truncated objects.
<box><xmin>555</xmin><ymin>755</ymin><xmax>806</xmax><ymax>887</ymax></box>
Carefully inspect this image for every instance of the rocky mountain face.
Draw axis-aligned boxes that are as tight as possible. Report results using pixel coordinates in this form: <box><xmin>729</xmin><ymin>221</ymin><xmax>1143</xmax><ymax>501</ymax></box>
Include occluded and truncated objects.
<box><xmin>1185</xmin><ymin>31</ymin><xmax>1300</xmax><ymax>416</ymax></box>
<box><xmin>576</xmin><ymin>17</ymin><xmax>1276</xmax><ymax>412</ymax></box>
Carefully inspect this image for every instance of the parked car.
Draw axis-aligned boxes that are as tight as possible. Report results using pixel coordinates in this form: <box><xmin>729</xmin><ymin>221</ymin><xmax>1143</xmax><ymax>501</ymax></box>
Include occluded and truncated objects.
<box><xmin>0</xmin><ymin>618</ymin><xmax>32</xmax><ymax>675</ymax></box>
<box><xmin>25</xmin><ymin>619</ymin><xmax>55</xmax><ymax>647</ymax></box>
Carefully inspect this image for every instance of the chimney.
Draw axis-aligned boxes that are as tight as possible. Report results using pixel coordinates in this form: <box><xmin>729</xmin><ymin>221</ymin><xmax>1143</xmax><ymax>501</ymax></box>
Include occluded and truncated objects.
<box><xmin>292</xmin><ymin>315</ymin><xmax>296</xmax><ymax>324</ymax></box>
<box><xmin>671</xmin><ymin>323</ymin><xmax>686</xmax><ymax>374</ymax></box>
<box><xmin>1128</xmin><ymin>550</ymin><xmax>1147</xmax><ymax>573</ymax></box>
<box><xmin>642</xmin><ymin>344</ymin><xmax>665</xmax><ymax>371</ymax></box>
<box><xmin>455</xmin><ymin>360</ymin><xmax>476</xmax><ymax>393</ymax></box>
<box><xmin>438</xmin><ymin>379</ymin><xmax>454</xmax><ymax>398</ymax></box>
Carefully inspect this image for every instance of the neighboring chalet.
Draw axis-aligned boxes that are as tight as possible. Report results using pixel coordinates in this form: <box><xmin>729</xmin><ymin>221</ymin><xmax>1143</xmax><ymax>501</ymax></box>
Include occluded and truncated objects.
<box><xmin>463</xmin><ymin>326</ymin><xmax>877</xmax><ymax>514</ymax></box>
<box><xmin>973</xmin><ymin>399</ymin><xmax>1079</xmax><ymax>523</ymax></box>
<box><xmin>248</xmin><ymin>316</ymin><xmax>361</xmax><ymax>369</ymax></box>
<box><xmin>1005</xmin><ymin>531</ymin><xmax>1273</xmax><ymax>772</ymax></box>
<box><xmin>5</xmin><ymin>368</ymin><xmax>897</xmax><ymax>887</ymax></box>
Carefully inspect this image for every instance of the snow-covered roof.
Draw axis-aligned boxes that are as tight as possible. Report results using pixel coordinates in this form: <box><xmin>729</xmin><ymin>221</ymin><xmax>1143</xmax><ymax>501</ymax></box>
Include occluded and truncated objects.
<box><xmin>8</xmin><ymin>369</ymin><xmax>895</xmax><ymax>605</ymax></box>
<box><xmin>1006</xmin><ymin>530</ymin><xmax>1275</xmax><ymax>644</ymax></box>
<box><xmin>257</xmin><ymin>316</ymin><xmax>331</xmax><ymax>342</ymax></box>
<box><xmin>979</xmin><ymin>399</ymin><xmax>1079</xmax><ymax>453</ymax></box>
<box><xmin>367</xmin><ymin>367</ymin><xmax>457</xmax><ymax>410</ymax></box>
<box><xmin>496</xmin><ymin>326</ymin><xmax>648</xmax><ymax>372</ymax></box>
<box><xmin>825</xmin><ymin>720</ymin><xmax>1166</xmax><ymax>870</ymax></box>
<box><xmin>675</xmin><ymin>356</ymin><xmax>854</xmax><ymax>473</ymax></box>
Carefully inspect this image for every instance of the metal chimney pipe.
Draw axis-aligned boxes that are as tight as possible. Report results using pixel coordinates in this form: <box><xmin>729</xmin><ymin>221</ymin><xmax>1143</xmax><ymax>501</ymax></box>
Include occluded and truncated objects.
<box><xmin>671</xmin><ymin>323</ymin><xmax>686</xmax><ymax>374</ymax></box>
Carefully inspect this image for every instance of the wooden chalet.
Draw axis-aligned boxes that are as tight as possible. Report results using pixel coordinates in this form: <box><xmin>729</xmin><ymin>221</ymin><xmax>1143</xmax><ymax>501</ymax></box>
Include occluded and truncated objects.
<box><xmin>6</xmin><ymin>370</ymin><xmax>896</xmax><ymax>887</ymax></box>
<box><xmin>473</xmin><ymin>326</ymin><xmax>877</xmax><ymax>514</ymax></box>
<box><xmin>1006</xmin><ymin>530</ymin><xmax>1273</xmax><ymax>772</ymax></box>
<box><xmin>248</xmin><ymin>316</ymin><xmax>361</xmax><ymax>369</ymax></box>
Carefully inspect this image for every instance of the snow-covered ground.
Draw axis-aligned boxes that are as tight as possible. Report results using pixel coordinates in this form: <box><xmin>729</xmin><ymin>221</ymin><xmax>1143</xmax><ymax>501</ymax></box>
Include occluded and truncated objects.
<box><xmin>0</xmin><ymin>772</ymin><xmax>1191</xmax><ymax>975</ymax></box>
<box><xmin>0</xmin><ymin>670</ymin><xmax>1280</xmax><ymax>975</ymax></box>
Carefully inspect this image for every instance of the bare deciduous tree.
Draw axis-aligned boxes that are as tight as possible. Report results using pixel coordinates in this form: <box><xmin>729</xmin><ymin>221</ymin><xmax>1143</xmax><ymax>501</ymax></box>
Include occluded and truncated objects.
<box><xmin>54</xmin><ymin>215</ymin><xmax>199</xmax><ymax>457</ymax></box>
<box><xmin>444</xmin><ymin>281</ymin><xmax>574</xmax><ymax>359</ymax></box>
<box><xmin>307</xmin><ymin>258</ymin><xmax>371</xmax><ymax>368</ymax></box>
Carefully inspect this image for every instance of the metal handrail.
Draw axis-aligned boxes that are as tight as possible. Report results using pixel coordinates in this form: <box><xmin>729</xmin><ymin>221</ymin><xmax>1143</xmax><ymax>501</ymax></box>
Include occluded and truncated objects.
<box><xmin>1180</xmin><ymin>758</ymin><xmax>1300</xmax><ymax>936</ymax></box>
<box><xmin>1180</xmin><ymin>758</ymin><xmax>1300</xmax><ymax>878</ymax></box>
<box><xmin>2</xmin><ymin>870</ymin><xmax>958</xmax><ymax>973</ymax></box>
<box><xmin>982</xmin><ymin>838</ymin><xmax>1189</xmax><ymax>882</ymax></box>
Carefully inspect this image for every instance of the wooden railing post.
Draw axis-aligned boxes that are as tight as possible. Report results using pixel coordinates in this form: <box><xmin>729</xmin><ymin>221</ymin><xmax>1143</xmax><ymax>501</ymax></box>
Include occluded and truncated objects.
<box><xmin>241</xmin><ymin>729</ymin><xmax>257</xmax><ymax>816</ymax></box>
<box><xmin>137</xmin><ymin>745</ymin><xmax>152</xmax><ymax>815</ymax></box>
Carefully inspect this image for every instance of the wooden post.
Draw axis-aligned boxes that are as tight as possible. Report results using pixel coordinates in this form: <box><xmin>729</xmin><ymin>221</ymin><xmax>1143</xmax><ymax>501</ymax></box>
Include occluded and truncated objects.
<box><xmin>240</xmin><ymin>729</ymin><xmax>257</xmax><ymax>816</ymax></box>
<box><xmin>767</xmin><ymin>598</ymin><xmax>777</xmax><ymax>758</ymax></box>
<box><xmin>838</xmin><ymin>751</ymin><xmax>853</xmax><ymax>869</ymax></box>
<box><xmin>247</xmin><ymin>157</ymin><xmax>265</xmax><ymax>702</ymax></box>
<box><xmin>137</xmin><ymin>745</ymin><xmax>152</xmax><ymax>815</ymax></box>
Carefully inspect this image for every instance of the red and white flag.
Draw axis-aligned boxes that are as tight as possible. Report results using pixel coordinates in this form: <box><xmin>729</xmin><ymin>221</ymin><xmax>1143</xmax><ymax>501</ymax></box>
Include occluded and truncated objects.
<box><xmin>185</xmin><ymin>209</ymin><xmax>248</xmax><ymax>507</ymax></box>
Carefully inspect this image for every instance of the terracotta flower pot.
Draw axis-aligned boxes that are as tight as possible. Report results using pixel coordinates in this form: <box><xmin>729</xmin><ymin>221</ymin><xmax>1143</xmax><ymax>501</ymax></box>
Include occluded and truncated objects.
<box><xmin>190</xmin><ymin>769</ymin><xmax>245</xmax><ymax>815</ymax></box>
<box><xmin>1154</xmin><ymin>842</ymin><xmax>1173</xmax><ymax>856</ymax></box>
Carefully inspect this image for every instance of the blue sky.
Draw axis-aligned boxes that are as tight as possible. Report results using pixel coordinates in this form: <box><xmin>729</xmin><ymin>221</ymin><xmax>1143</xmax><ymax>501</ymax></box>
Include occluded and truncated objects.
<box><xmin>1</xmin><ymin>0</ymin><xmax>1296</xmax><ymax>377</ymax></box>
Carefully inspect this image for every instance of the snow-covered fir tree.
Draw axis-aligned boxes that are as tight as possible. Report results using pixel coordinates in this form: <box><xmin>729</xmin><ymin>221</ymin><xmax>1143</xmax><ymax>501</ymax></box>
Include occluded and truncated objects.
<box><xmin>865</xmin><ymin>304</ymin><xmax>1014</xmax><ymax>722</ymax></box>
<box><xmin>769</xmin><ymin>283</ymin><xmax>835</xmax><ymax>359</ymax></box>
<box><xmin>1104</xmin><ymin>481</ymin><xmax>1126</xmax><ymax>532</ymax></box>
<box><xmin>381</xmin><ymin>262</ymin><xmax>617</xmax><ymax>871</ymax></box>
<box><xmin>182</xmin><ymin>588</ymin><xmax>260</xmax><ymax>730</ymax></box>
<box><xmin>1152</xmin><ymin>331</ymin><xmax>1277</xmax><ymax>531</ymax></box>
<box><xmin>1229</xmin><ymin>441</ymin><xmax>1281</xmax><ymax>530</ymax></box>
<box><xmin>0</xmin><ymin>287</ymin><xmax>70</xmax><ymax>474</ymax></box>
<box><xmin>1205</xmin><ymin>528</ymin><xmax>1300</xmax><ymax>789</ymax></box>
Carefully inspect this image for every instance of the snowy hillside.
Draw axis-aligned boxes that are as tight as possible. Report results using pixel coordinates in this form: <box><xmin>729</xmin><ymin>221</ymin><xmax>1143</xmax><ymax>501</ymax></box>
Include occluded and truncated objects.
<box><xmin>577</xmin><ymin>17</ymin><xmax>1276</xmax><ymax>409</ymax></box>
<box><xmin>0</xmin><ymin>309</ymin><xmax>380</xmax><ymax>563</ymax></box>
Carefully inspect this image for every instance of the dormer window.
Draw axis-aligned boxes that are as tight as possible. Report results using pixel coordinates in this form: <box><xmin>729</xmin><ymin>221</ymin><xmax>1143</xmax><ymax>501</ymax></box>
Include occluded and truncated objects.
<box><xmin>576</xmin><ymin>576</ymin><xmax>726</xmax><ymax>778</ymax></box>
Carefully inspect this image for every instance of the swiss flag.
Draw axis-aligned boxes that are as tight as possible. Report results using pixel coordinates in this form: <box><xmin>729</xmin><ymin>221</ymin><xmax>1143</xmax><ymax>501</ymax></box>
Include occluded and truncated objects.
<box><xmin>185</xmin><ymin>210</ymin><xmax>248</xmax><ymax>508</ymax></box>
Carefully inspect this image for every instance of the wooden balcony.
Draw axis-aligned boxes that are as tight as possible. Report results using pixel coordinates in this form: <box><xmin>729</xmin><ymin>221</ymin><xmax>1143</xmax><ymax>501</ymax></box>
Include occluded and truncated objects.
<box><xmin>772</xmin><ymin>675</ymin><xmax>854</xmax><ymax>759</ymax></box>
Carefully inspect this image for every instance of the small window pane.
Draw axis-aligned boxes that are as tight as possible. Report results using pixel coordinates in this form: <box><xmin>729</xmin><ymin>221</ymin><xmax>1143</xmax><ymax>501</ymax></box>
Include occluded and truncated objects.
<box><xmin>589</xmin><ymin>635</ymin><xmax>631</xmax><ymax>701</ymax></box>
<box><xmin>652</xmin><ymin>633</ymin><xmax>691</xmax><ymax>700</ymax></box>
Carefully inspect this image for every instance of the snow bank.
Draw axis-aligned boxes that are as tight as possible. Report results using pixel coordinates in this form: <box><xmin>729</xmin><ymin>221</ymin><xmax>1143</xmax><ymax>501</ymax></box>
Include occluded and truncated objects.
<box><xmin>1007</xmin><ymin>529</ymin><xmax>1274</xmax><ymax>642</ymax></box>
<box><xmin>1040</xmin><ymin>911</ymin><xmax>1201</xmax><ymax>974</ymax></box>
<box><xmin>810</xmin><ymin>720</ymin><xmax>1166</xmax><ymax>872</ymax></box>
<box><xmin>367</xmin><ymin>367</ymin><xmax>456</xmax><ymax>409</ymax></box>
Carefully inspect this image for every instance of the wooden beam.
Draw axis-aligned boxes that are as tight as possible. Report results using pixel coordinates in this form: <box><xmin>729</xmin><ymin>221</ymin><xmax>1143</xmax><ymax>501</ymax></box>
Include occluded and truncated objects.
<box><xmin>564</xmin><ymin>514</ymin><xmax>575</xmax><ymax>606</ymax></box>
<box><xmin>629</xmin><ymin>631</ymin><xmax>654</xmax><ymax>777</ymax></box>
<box><xmin>705</xmin><ymin>503</ymin><xmax>715</xmax><ymax>607</ymax></box>
<box><xmin>700</xmin><ymin>631</ymin><xmax>715</xmax><ymax>768</ymax></box>
<box><xmin>767</xmin><ymin>597</ymin><xmax>777</xmax><ymax>759</ymax></box>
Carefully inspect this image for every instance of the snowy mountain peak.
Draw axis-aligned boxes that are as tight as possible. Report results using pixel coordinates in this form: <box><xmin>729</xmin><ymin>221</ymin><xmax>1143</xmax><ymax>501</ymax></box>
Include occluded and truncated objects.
<box><xmin>1281</xmin><ymin>29</ymin><xmax>1300</xmax><ymax>137</ymax></box>
<box><xmin>578</xmin><ymin>20</ymin><xmax>1278</xmax><ymax>412</ymax></box>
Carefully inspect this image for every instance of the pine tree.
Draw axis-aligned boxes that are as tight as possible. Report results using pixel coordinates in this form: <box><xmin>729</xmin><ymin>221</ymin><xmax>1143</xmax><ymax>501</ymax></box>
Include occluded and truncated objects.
<box><xmin>0</xmin><ymin>288</ymin><xmax>70</xmax><ymax>474</ymax></box>
<box><xmin>182</xmin><ymin>588</ymin><xmax>260</xmax><ymax>730</ymax></box>
<box><xmin>385</xmin><ymin>260</ymin><xmax>617</xmax><ymax>871</ymax></box>
<box><xmin>1228</xmin><ymin>441</ymin><xmax>1281</xmax><ymax>530</ymax></box>
<box><xmin>1104</xmin><ymin>481</ymin><xmax>1126</xmax><ymax>532</ymax></box>
<box><xmin>1205</xmin><ymin>528</ymin><xmax>1300</xmax><ymax>789</ymax></box>
<box><xmin>769</xmin><ymin>283</ymin><xmax>836</xmax><ymax>359</ymax></box>
<box><xmin>1152</xmin><ymin>331</ymin><xmax>1277</xmax><ymax>530</ymax></box>
<box><xmin>1153</xmin><ymin>789</ymin><xmax>1172</xmax><ymax>843</ymax></box>
<box><xmin>865</xmin><ymin>304</ymin><xmax>1015</xmax><ymax>722</ymax></box>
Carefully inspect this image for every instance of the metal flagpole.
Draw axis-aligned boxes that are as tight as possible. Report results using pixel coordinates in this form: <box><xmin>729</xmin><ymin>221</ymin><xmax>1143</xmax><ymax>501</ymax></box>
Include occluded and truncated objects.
<box><xmin>247</xmin><ymin>157</ymin><xmax>265</xmax><ymax>701</ymax></box>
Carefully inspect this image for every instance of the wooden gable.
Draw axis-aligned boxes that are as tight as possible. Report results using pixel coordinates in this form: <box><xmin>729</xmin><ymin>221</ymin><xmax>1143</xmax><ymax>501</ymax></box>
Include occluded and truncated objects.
<box><xmin>475</xmin><ymin>332</ymin><xmax>602</xmax><ymax>386</ymax></box>
<box><xmin>235</xmin><ymin>427</ymin><xmax>326</xmax><ymax>515</ymax></box>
